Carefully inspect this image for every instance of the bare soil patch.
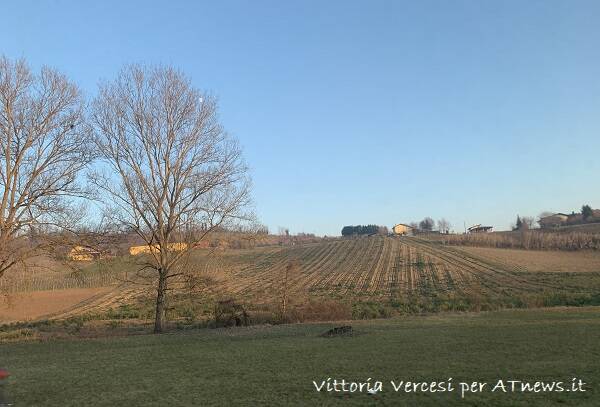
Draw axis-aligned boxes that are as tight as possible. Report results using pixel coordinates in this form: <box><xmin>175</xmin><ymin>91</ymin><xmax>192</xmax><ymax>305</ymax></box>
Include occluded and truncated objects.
<box><xmin>0</xmin><ymin>287</ymin><xmax>113</xmax><ymax>322</ymax></box>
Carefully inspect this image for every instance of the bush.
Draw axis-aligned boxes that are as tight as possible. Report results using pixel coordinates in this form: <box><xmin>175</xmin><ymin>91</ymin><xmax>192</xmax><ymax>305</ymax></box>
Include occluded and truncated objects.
<box><xmin>105</xmin><ymin>304</ymin><xmax>141</xmax><ymax>319</ymax></box>
<box><xmin>212</xmin><ymin>299</ymin><xmax>250</xmax><ymax>328</ymax></box>
<box><xmin>352</xmin><ymin>302</ymin><xmax>393</xmax><ymax>319</ymax></box>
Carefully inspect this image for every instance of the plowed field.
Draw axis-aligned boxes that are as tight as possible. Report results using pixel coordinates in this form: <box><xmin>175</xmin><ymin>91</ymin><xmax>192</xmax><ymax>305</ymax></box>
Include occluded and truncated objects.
<box><xmin>220</xmin><ymin>236</ymin><xmax>599</xmax><ymax>300</ymax></box>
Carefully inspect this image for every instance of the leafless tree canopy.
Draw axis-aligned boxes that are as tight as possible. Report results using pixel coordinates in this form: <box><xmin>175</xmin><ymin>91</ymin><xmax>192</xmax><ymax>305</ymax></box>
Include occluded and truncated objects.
<box><xmin>89</xmin><ymin>64</ymin><xmax>251</xmax><ymax>332</ymax></box>
<box><xmin>0</xmin><ymin>56</ymin><xmax>91</xmax><ymax>278</ymax></box>
<box><xmin>419</xmin><ymin>217</ymin><xmax>435</xmax><ymax>232</ymax></box>
<box><xmin>437</xmin><ymin>218</ymin><xmax>451</xmax><ymax>234</ymax></box>
<box><xmin>521</xmin><ymin>216</ymin><xmax>535</xmax><ymax>230</ymax></box>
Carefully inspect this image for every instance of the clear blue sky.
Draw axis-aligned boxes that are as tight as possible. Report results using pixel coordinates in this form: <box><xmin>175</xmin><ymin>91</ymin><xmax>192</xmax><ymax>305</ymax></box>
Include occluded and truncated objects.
<box><xmin>2</xmin><ymin>0</ymin><xmax>599</xmax><ymax>235</ymax></box>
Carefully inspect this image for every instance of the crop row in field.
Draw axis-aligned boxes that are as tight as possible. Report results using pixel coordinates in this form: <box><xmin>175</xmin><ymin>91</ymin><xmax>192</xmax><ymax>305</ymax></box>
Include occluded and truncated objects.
<box><xmin>0</xmin><ymin>266</ymin><xmax>120</xmax><ymax>293</ymax></box>
<box><xmin>218</xmin><ymin>236</ymin><xmax>583</xmax><ymax>302</ymax></box>
<box><xmin>5</xmin><ymin>236</ymin><xmax>600</xmax><ymax>322</ymax></box>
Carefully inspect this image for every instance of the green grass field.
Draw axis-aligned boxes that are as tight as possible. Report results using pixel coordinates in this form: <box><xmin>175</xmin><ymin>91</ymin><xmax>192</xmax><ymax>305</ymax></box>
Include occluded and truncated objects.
<box><xmin>1</xmin><ymin>307</ymin><xmax>599</xmax><ymax>406</ymax></box>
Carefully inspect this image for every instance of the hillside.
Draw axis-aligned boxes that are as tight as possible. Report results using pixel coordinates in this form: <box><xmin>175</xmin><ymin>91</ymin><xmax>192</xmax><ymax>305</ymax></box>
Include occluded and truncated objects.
<box><xmin>224</xmin><ymin>236</ymin><xmax>557</xmax><ymax>298</ymax></box>
<box><xmin>14</xmin><ymin>235</ymin><xmax>598</xmax><ymax>322</ymax></box>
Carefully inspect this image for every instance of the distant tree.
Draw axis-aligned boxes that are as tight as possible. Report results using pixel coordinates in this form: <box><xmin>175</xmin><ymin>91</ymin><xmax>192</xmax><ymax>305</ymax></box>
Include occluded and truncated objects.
<box><xmin>521</xmin><ymin>216</ymin><xmax>535</xmax><ymax>230</ymax></box>
<box><xmin>512</xmin><ymin>215</ymin><xmax>534</xmax><ymax>230</ymax></box>
<box><xmin>341</xmin><ymin>224</ymin><xmax>387</xmax><ymax>236</ymax></box>
<box><xmin>419</xmin><ymin>217</ymin><xmax>435</xmax><ymax>232</ymax></box>
<box><xmin>513</xmin><ymin>215</ymin><xmax>522</xmax><ymax>231</ymax></box>
<box><xmin>341</xmin><ymin>226</ymin><xmax>353</xmax><ymax>236</ymax></box>
<box><xmin>582</xmin><ymin>205</ymin><xmax>593</xmax><ymax>221</ymax></box>
<box><xmin>409</xmin><ymin>222</ymin><xmax>419</xmax><ymax>230</ymax></box>
<box><xmin>437</xmin><ymin>218</ymin><xmax>451</xmax><ymax>234</ymax></box>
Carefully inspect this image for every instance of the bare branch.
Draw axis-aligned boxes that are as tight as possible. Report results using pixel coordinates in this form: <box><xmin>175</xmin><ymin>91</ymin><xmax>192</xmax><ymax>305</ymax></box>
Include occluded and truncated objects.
<box><xmin>0</xmin><ymin>56</ymin><xmax>92</xmax><ymax>279</ymax></box>
<box><xmin>90</xmin><ymin>64</ymin><xmax>252</xmax><ymax>333</ymax></box>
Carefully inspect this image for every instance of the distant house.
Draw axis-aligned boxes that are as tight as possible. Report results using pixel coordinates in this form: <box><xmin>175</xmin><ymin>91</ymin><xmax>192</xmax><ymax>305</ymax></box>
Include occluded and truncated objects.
<box><xmin>392</xmin><ymin>224</ymin><xmax>413</xmax><ymax>236</ymax></box>
<box><xmin>539</xmin><ymin>213</ymin><xmax>569</xmax><ymax>228</ymax></box>
<box><xmin>68</xmin><ymin>246</ymin><xmax>101</xmax><ymax>261</ymax></box>
<box><xmin>467</xmin><ymin>224</ymin><xmax>493</xmax><ymax>233</ymax></box>
<box><xmin>129</xmin><ymin>242</ymin><xmax>188</xmax><ymax>256</ymax></box>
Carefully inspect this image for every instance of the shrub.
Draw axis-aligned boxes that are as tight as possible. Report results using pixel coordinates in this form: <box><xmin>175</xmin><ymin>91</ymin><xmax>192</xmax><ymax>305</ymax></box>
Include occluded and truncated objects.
<box><xmin>352</xmin><ymin>302</ymin><xmax>393</xmax><ymax>319</ymax></box>
<box><xmin>212</xmin><ymin>299</ymin><xmax>250</xmax><ymax>328</ymax></box>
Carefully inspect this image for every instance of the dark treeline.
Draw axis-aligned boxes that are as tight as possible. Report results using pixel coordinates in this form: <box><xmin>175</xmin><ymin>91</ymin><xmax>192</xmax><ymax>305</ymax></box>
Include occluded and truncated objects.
<box><xmin>341</xmin><ymin>225</ymin><xmax>388</xmax><ymax>236</ymax></box>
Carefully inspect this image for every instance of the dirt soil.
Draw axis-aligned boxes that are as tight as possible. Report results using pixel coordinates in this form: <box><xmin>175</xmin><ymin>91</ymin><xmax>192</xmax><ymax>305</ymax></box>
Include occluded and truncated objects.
<box><xmin>0</xmin><ymin>287</ymin><xmax>113</xmax><ymax>323</ymax></box>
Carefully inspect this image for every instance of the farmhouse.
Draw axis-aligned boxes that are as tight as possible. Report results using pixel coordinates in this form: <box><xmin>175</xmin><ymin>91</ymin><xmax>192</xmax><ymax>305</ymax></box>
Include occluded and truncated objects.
<box><xmin>128</xmin><ymin>242</ymin><xmax>188</xmax><ymax>256</ymax></box>
<box><xmin>392</xmin><ymin>224</ymin><xmax>413</xmax><ymax>236</ymax></box>
<box><xmin>467</xmin><ymin>224</ymin><xmax>493</xmax><ymax>233</ymax></box>
<box><xmin>68</xmin><ymin>246</ymin><xmax>101</xmax><ymax>261</ymax></box>
<box><xmin>539</xmin><ymin>213</ymin><xmax>569</xmax><ymax>228</ymax></box>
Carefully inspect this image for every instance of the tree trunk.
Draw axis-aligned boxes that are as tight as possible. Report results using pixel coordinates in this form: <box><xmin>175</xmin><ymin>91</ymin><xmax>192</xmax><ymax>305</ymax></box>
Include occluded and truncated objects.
<box><xmin>154</xmin><ymin>270</ymin><xmax>168</xmax><ymax>333</ymax></box>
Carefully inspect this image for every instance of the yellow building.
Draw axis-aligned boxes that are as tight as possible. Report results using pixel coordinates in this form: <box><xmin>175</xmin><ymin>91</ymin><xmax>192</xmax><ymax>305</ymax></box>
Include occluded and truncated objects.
<box><xmin>392</xmin><ymin>224</ymin><xmax>413</xmax><ymax>236</ymax></box>
<box><xmin>128</xmin><ymin>242</ymin><xmax>188</xmax><ymax>256</ymax></box>
<box><xmin>68</xmin><ymin>246</ymin><xmax>101</xmax><ymax>261</ymax></box>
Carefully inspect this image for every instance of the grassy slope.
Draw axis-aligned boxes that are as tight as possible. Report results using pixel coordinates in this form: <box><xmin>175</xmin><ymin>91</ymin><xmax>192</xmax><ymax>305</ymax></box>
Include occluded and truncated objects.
<box><xmin>1</xmin><ymin>308</ymin><xmax>599</xmax><ymax>406</ymax></box>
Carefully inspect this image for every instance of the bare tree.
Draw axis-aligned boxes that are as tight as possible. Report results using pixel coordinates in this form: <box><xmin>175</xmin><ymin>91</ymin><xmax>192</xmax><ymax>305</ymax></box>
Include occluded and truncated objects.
<box><xmin>419</xmin><ymin>217</ymin><xmax>435</xmax><ymax>232</ymax></box>
<box><xmin>0</xmin><ymin>56</ymin><xmax>91</xmax><ymax>279</ymax></box>
<box><xmin>437</xmin><ymin>218</ymin><xmax>451</xmax><ymax>234</ymax></box>
<box><xmin>279</xmin><ymin>259</ymin><xmax>299</xmax><ymax>321</ymax></box>
<box><xmin>90</xmin><ymin>64</ymin><xmax>251</xmax><ymax>333</ymax></box>
<box><xmin>521</xmin><ymin>216</ymin><xmax>535</xmax><ymax>230</ymax></box>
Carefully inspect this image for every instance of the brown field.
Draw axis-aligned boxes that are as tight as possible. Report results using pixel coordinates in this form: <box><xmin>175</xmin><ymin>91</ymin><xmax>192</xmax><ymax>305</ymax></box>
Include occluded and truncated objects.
<box><xmin>0</xmin><ymin>287</ymin><xmax>113</xmax><ymax>322</ymax></box>
<box><xmin>3</xmin><ymin>236</ymin><xmax>600</xmax><ymax>323</ymax></box>
<box><xmin>191</xmin><ymin>236</ymin><xmax>600</xmax><ymax>315</ymax></box>
<box><xmin>428</xmin><ymin>229</ymin><xmax>600</xmax><ymax>251</ymax></box>
<box><xmin>220</xmin><ymin>236</ymin><xmax>548</xmax><ymax>299</ymax></box>
<box><xmin>455</xmin><ymin>246</ymin><xmax>600</xmax><ymax>273</ymax></box>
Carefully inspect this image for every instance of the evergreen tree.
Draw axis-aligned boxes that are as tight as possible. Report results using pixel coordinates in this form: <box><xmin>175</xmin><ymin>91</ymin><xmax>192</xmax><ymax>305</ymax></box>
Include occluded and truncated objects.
<box><xmin>582</xmin><ymin>205</ymin><xmax>593</xmax><ymax>221</ymax></box>
<box><xmin>514</xmin><ymin>215</ymin><xmax>522</xmax><ymax>231</ymax></box>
